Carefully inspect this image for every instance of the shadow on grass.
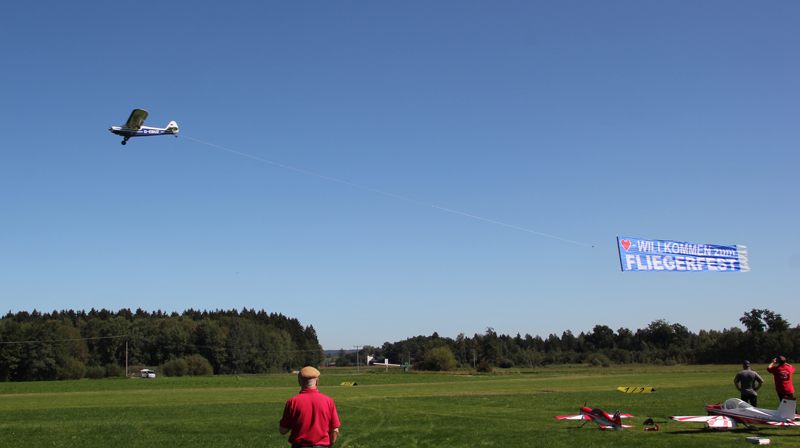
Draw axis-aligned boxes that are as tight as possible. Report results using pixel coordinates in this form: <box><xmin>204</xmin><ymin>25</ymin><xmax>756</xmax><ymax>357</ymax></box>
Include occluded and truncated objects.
<box><xmin>664</xmin><ymin>428</ymin><xmax>764</xmax><ymax>435</ymax></box>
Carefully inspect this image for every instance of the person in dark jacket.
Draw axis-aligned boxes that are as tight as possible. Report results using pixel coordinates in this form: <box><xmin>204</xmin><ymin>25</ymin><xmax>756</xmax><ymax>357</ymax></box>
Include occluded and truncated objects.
<box><xmin>733</xmin><ymin>360</ymin><xmax>763</xmax><ymax>406</ymax></box>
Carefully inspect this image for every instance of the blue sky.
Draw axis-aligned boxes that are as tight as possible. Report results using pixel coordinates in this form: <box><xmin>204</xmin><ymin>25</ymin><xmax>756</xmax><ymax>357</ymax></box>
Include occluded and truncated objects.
<box><xmin>1</xmin><ymin>2</ymin><xmax>798</xmax><ymax>350</ymax></box>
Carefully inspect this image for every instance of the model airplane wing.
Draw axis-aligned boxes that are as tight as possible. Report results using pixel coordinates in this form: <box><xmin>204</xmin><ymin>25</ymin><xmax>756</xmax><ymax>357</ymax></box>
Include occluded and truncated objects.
<box><xmin>555</xmin><ymin>414</ymin><xmax>591</xmax><ymax>420</ymax></box>
<box><xmin>619</xmin><ymin>414</ymin><xmax>634</xmax><ymax>418</ymax></box>
<box><xmin>670</xmin><ymin>415</ymin><xmax>738</xmax><ymax>428</ymax></box>
<box><xmin>764</xmin><ymin>421</ymin><xmax>800</xmax><ymax>426</ymax></box>
<box><xmin>599</xmin><ymin>425</ymin><xmax>634</xmax><ymax>429</ymax></box>
<box><xmin>124</xmin><ymin>109</ymin><xmax>148</xmax><ymax>129</ymax></box>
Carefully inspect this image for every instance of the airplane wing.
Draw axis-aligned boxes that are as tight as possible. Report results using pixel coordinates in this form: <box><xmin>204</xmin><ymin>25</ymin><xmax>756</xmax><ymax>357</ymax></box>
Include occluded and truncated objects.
<box><xmin>764</xmin><ymin>421</ymin><xmax>800</xmax><ymax>426</ymax></box>
<box><xmin>124</xmin><ymin>109</ymin><xmax>148</xmax><ymax>129</ymax></box>
<box><xmin>619</xmin><ymin>414</ymin><xmax>634</xmax><ymax>418</ymax></box>
<box><xmin>599</xmin><ymin>425</ymin><xmax>634</xmax><ymax>429</ymax></box>
<box><xmin>555</xmin><ymin>414</ymin><xmax>591</xmax><ymax>420</ymax></box>
<box><xmin>670</xmin><ymin>415</ymin><xmax>738</xmax><ymax>428</ymax></box>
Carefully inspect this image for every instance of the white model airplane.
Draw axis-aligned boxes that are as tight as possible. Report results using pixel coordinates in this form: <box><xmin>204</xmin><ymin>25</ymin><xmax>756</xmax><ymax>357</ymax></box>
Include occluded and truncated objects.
<box><xmin>109</xmin><ymin>109</ymin><xmax>178</xmax><ymax>145</ymax></box>
<box><xmin>670</xmin><ymin>397</ymin><xmax>800</xmax><ymax>429</ymax></box>
<box><xmin>555</xmin><ymin>404</ymin><xmax>635</xmax><ymax>430</ymax></box>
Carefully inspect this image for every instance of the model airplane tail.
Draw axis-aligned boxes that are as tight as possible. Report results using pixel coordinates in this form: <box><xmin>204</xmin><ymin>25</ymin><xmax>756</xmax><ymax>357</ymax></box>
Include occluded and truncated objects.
<box><xmin>777</xmin><ymin>397</ymin><xmax>797</xmax><ymax>422</ymax></box>
<box><xmin>166</xmin><ymin>121</ymin><xmax>179</xmax><ymax>133</ymax></box>
<box><xmin>612</xmin><ymin>410</ymin><xmax>622</xmax><ymax>426</ymax></box>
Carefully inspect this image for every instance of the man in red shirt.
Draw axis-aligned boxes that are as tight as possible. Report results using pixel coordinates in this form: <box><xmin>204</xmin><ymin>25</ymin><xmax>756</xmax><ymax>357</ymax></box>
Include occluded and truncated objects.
<box><xmin>279</xmin><ymin>367</ymin><xmax>340</xmax><ymax>447</ymax></box>
<box><xmin>766</xmin><ymin>356</ymin><xmax>795</xmax><ymax>401</ymax></box>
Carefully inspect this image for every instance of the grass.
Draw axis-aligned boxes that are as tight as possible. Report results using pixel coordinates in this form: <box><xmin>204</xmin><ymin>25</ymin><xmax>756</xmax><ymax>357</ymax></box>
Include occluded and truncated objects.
<box><xmin>0</xmin><ymin>364</ymin><xmax>797</xmax><ymax>447</ymax></box>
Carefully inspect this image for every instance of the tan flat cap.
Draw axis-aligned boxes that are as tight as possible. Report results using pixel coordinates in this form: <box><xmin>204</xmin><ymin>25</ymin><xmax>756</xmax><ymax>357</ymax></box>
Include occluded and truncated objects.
<box><xmin>299</xmin><ymin>366</ymin><xmax>320</xmax><ymax>379</ymax></box>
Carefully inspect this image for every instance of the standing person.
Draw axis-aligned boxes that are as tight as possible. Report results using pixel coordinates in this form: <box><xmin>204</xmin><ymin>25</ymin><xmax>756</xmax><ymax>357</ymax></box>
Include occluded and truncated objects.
<box><xmin>279</xmin><ymin>367</ymin><xmax>340</xmax><ymax>448</ymax></box>
<box><xmin>766</xmin><ymin>356</ymin><xmax>795</xmax><ymax>401</ymax></box>
<box><xmin>733</xmin><ymin>360</ymin><xmax>763</xmax><ymax>406</ymax></box>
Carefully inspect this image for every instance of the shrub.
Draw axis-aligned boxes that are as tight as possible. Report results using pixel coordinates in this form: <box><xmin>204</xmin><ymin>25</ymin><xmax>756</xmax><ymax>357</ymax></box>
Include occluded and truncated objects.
<box><xmin>476</xmin><ymin>361</ymin><xmax>493</xmax><ymax>373</ymax></box>
<box><xmin>162</xmin><ymin>358</ymin><xmax>189</xmax><ymax>377</ymax></box>
<box><xmin>57</xmin><ymin>357</ymin><xmax>85</xmax><ymax>380</ymax></box>
<box><xmin>104</xmin><ymin>364</ymin><xmax>124</xmax><ymax>377</ymax></box>
<box><xmin>499</xmin><ymin>359</ymin><xmax>515</xmax><ymax>369</ymax></box>
<box><xmin>185</xmin><ymin>355</ymin><xmax>213</xmax><ymax>376</ymax></box>
<box><xmin>414</xmin><ymin>346</ymin><xmax>457</xmax><ymax>371</ymax></box>
<box><xmin>85</xmin><ymin>366</ymin><xmax>105</xmax><ymax>379</ymax></box>
<box><xmin>586</xmin><ymin>353</ymin><xmax>612</xmax><ymax>367</ymax></box>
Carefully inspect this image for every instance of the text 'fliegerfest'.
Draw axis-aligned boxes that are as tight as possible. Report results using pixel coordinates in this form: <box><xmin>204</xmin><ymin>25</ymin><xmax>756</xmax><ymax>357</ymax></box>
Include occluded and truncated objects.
<box><xmin>617</xmin><ymin>237</ymin><xmax>749</xmax><ymax>273</ymax></box>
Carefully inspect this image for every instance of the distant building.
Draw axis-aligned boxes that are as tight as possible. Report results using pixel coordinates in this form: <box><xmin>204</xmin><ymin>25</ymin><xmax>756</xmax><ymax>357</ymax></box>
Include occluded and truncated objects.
<box><xmin>366</xmin><ymin>356</ymin><xmax>402</xmax><ymax>367</ymax></box>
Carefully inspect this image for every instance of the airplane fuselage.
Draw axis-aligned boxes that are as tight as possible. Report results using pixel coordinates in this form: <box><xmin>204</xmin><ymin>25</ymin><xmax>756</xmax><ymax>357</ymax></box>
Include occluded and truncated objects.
<box><xmin>109</xmin><ymin>126</ymin><xmax>176</xmax><ymax>138</ymax></box>
<box><xmin>706</xmin><ymin>404</ymin><xmax>795</xmax><ymax>426</ymax></box>
<box><xmin>556</xmin><ymin>405</ymin><xmax>633</xmax><ymax>430</ymax></box>
<box><xmin>580</xmin><ymin>407</ymin><xmax>622</xmax><ymax>430</ymax></box>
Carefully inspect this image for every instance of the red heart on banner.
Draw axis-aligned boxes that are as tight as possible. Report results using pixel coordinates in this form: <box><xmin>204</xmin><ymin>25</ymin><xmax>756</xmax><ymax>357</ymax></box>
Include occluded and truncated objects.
<box><xmin>620</xmin><ymin>239</ymin><xmax>631</xmax><ymax>251</ymax></box>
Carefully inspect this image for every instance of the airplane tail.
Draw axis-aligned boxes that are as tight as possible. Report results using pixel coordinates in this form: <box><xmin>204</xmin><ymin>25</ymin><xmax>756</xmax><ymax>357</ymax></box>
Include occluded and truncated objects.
<box><xmin>612</xmin><ymin>410</ymin><xmax>622</xmax><ymax>426</ymax></box>
<box><xmin>777</xmin><ymin>397</ymin><xmax>797</xmax><ymax>422</ymax></box>
<box><xmin>166</xmin><ymin>121</ymin><xmax>179</xmax><ymax>134</ymax></box>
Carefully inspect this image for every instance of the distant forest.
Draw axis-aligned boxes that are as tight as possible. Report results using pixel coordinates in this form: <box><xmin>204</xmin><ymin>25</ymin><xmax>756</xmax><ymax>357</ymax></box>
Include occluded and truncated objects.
<box><xmin>1</xmin><ymin>308</ymin><xmax>797</xmax><ymax>381</ymax></box>
<box><xmin>0</xmin><ymin>308</ymin><xmax>323</xmax><ymax>382</ymax></box>
<box><xmin>336</xmin><ymin>309</ymin><xmax>799</xmax><ymax>371</ymax></box>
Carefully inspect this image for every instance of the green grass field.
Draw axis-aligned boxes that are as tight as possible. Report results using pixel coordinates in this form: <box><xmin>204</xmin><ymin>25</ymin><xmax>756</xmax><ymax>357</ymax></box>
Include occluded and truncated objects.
<box><xmin>1</xmin><ymin>364</ymin><xmax>797</xmax><ymax>447</ymax></box>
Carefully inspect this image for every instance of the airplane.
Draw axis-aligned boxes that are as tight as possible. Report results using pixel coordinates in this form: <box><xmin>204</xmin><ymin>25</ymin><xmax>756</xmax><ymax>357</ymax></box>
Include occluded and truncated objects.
<box><xmin>670</xmin><ymin>397</ymin><xmax>800</xmax><ymax>429</ymax></box>
<box><xmin>109</xmin><ymin>109</ymin><xmax>178</xmax><ymax>145</ymax></box>
<box><xmin>555</xmin><ymin>405</ymin><xmax>634</xmax><ymax>430</ymax></box>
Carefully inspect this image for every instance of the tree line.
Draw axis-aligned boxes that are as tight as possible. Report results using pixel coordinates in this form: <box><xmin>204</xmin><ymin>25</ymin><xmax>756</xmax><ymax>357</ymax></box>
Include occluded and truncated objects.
<box><xmin>3</xmin><ymin>307</ymin><xmax>796</xmax><ymax>381</ymax></box>
<box><xmin>343</xmin><ymin>309</ymin><xmax>799</xmax><ymax>371</ymax></box>
<box><xmin>0</xmin><ymin>308</ymin><xmax>324</xmax><ymax>381</ymax></box>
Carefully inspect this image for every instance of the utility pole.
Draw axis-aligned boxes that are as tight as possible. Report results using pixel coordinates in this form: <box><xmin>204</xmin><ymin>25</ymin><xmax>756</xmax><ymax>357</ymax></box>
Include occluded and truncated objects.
<box><xmin>353</xmin><ymin>345</ymin><xmax>361</xmax><ymax>372</ymax></box>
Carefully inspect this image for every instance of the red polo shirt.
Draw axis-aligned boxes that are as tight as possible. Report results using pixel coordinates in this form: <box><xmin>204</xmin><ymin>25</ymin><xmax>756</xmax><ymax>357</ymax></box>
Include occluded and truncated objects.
<box><xmin>280</xmin><ymin>388</ymin><xmax>340</xmax><ymax>446</ymax></box>
<box><xmin>767</xmin><ymin>364</ymin><xmax>795</xmax><ymax>395</ymax></box>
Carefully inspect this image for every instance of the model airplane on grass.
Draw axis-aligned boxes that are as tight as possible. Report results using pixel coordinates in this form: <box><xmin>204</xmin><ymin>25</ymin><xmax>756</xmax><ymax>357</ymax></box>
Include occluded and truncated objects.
<box><xmin>109</xmin><ymin>109</ymin><xmax>178</xmax><ymax>145</ymax></box>
<box><xmin>555</xmin><ymin>405</ymin><xmax>634</xmax><ymax>430</ymax></box>
<box><xmin>670</xmin><ymin>397</ymin><xmax>800</xmax><ymax>429</ymax></box>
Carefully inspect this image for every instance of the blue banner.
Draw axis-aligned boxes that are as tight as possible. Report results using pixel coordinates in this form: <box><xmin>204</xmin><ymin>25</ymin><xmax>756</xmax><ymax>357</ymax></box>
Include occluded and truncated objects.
<box><xmin>617</xmin><ymin>237</ymin><xmax>749</xmax><ymax>272</ymax></box>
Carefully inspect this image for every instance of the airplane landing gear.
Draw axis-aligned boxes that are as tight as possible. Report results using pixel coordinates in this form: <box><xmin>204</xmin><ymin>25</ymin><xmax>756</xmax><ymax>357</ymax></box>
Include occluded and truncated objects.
<box><xmin>121</xmin><ymin>140</ymin><xmax>127</xmax><ymax>145</ymax></box>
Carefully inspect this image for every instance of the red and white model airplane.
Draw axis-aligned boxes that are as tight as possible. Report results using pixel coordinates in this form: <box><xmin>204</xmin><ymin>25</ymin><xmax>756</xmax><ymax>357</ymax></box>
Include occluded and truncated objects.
<box><xmin>670</xmin><ymin>397</ymin><xmax>800</xmax><ymax>429</ymax></box>
<box><xmin>555</xmin><ymin>405</ymin><xmax>634</xmax><ymax>430</ymax></box>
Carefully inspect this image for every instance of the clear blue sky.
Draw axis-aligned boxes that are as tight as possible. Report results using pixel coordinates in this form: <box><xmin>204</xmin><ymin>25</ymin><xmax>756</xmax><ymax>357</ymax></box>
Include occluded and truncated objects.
<box><xmin>1</xmin><ymin>1</ymin><xmax>798</xmax><ymax>350</ymax></box>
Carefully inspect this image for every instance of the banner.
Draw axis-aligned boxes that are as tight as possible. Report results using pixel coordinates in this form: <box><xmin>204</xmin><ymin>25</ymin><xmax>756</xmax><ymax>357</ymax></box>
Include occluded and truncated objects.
<box><xmin>617</xmin><ymin>236</ymin><xmax>749</xmax><ymax>272</ymax></box>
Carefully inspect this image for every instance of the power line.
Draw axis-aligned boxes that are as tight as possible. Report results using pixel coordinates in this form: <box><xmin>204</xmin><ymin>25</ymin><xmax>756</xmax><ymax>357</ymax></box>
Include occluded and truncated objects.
<box><xmin>0</xmin><ymin>335</ymin><xmax>129</xmax><ymax>345</ymax></box>
<box><xmin>0</xmin><ymin>334</ymin><xmax>324</xmax><ymax>355</ymax></box>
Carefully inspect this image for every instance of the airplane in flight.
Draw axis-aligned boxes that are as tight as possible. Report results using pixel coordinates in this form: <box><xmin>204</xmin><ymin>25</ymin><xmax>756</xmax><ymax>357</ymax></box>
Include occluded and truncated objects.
<box><xmin>555</xmin><ymin>405</ymin><xmax>634</xmax><ymax>430</ymax></box>
<box><xmin>670</xmin><ymin>397</ymin><xmax>800</xmax><ymax>429</ymax></box>
<box><xmin>109</xmin><ymin>109</ymin><xmax>178</xmax><ymax>145</ymax></box>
